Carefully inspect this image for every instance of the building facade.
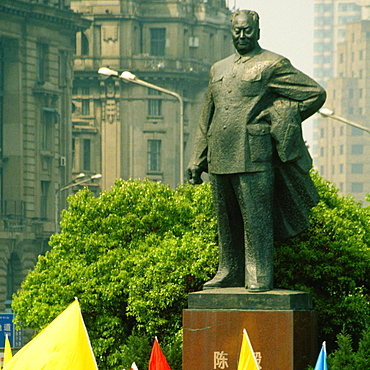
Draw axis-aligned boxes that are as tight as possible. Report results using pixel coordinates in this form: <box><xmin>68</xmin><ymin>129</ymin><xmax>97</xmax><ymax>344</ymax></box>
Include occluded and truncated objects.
<box><xmin>70</xmin><ymin>0</ymin><xmax>233</xmax><ymax>190</ymax></box>
<box><xmin>313</xmin><ymin>0</ymin><xmax>370</xmax><ymax>204</ymax></box>
<box><xmin>0</xmin><ymin>0</ymin><xmax>89</xmax><ymax>313</ymax></box>
<box><xmin>316</xmin><ymin>19</ymin><xmax>370</xmax><ymax>203</ymax></box>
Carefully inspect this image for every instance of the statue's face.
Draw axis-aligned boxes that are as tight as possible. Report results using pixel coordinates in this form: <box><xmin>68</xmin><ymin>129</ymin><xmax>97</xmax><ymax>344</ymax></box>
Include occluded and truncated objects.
<box><xmin>231</xmin><ymin>13</ymin><xmax>260</xmax><ymax>55</ymax></box>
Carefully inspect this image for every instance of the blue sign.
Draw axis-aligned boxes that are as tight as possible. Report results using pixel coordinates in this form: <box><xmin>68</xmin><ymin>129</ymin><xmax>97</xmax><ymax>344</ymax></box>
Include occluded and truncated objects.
<box><xmin>0</xmin><ymin>314</ymin><xmax>22</xmax><ymax>348</ymax></box>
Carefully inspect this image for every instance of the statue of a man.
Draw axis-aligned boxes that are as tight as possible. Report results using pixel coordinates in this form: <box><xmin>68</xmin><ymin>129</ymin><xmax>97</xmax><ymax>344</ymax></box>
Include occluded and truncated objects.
<box><xmin>186</xmin><ymin>10</ymin><xmax>326</xmax><ymax>292</ymax></box>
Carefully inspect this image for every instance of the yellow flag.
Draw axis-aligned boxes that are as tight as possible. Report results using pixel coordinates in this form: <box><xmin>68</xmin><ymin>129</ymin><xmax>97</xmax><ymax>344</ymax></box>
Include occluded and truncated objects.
<box><xmin>237</xmin><ymin>329</ymin><xmax>260</xmax><ymax>370</ymax></box>
<box><xmin>3</xmin><ymin>299</ymin><xmax>98</xmax><ymax>370</ymax></box>
<box><xmin>3</xmin><ymin>334</ymin><xmax>13</xmax><ymax>367</ymax></box>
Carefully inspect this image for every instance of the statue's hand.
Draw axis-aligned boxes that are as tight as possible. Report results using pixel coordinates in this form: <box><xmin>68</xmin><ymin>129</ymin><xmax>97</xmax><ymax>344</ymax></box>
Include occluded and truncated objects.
<box><xmin>186</xmin><ymin>165</ymin><xmax>203</xmax><ymax>185</ymax></box>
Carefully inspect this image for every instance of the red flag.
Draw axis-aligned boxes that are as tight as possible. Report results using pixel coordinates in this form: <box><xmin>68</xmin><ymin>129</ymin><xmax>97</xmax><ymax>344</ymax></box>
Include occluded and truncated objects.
<box><xmin>148</xmin><ymin>337</ymin><xmax>171</xmax><ymax>370</ymax></box>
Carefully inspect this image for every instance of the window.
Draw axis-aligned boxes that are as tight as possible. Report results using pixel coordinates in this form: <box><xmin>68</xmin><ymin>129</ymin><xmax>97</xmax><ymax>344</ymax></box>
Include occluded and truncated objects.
<box><xmin>340</xmin><ymin>145</ymin><xmax>344</xmax><ymax>154</ymax></box>
<box><xmin>147</xmin><ymin>139</ymin><xmax>161</xmax><ymax>172</ymax></box>
<box><xmin>320</xmin><ymin>147</ymin><xmax>324</xmax><ymax>156</ymax></box>
<box><xmin>72</xmin><ymin>138</ymin><xmax>76</xmax><ymax>170</ymax></box>
<box><xmin>351</xmin><ymin>163</ymin><xmax>363</xmax><ymax>174</ymax></box>
<box><xmin>340</xmin><ymin>164</ymin><xmax>344</xmax><ymax>174</ymax></box>
<box><xmin>82</xmin><ymin>99</ymin><xmax>90</xmax><ymax>116</ymax></box>
<box><xmin>6</xmin><ymin>253</ymin><xmax>22</xmax><ymax>302</ymax></box>
<box><xmin>359</xmin><ymin>89</ymin><xmax>363</xmax><ymax>98</ymax></box>
<box><xmin>83</xmin><ymin>139</ymin><xmax>91</xmax><ymax>171</ymax></box>
<box><xmin>314</xmin><ymin>3</ymin><xmax>333</xmax><ymax>12</ymax></box>
<box><xmin>352</xmin><ymin>127</ymin><xmax>363</xmax><ymax>136</ymax></box>
<box><xmin>82</xmin><ymin>86</ymin><xmax>90</xmax><ymax>96</ymax></box>
<box><xmin>351</xmin><ymin>182</ymin><xmax>363</xmax><ymax>193</ymax></box>
<box><xmin>351</xmin><ymin>145</ymin><xmax>363</xmax><ymax>155</ymax></box>
<box><xmin>40</xmin><ymin>181</ymin><xmax>50</xmax><ymax>219</ymax></box>
<box><xmin>41</xmin><ymin>108</ymin><xmax>56</xmax><ymax>151</ymax></box>
<box><xmin>148</xmin><ymin>89</ymin><xmax>162</xmax><ymax>116</ymax></box>
<box><xmin>338</xmin><ymin>29</ymin><xmax>346</xmax><ymax>38</ymax></box>
<box><xmin>314</xmin><ymin>17</ymin><xmax>333</xmax><ymax>26</ymax></box>
<box><xmin>150</xmin><ymin>28</ymin><xmax>166</xmax><ymax>56</ymax></box>
<box><xmin>58</xmin><ymin>50</ymin><xmax>67</xmax><ymax>88</ymax></box>
<box><xmin>340</xmin><ymin>126</ymin><xmax>344</xmax><ymax>136</ymax></box>
<box><xmin>37</xmin><ymin>43</ymin><xmax>49</xmax><ymax>84</ymax></box>
<box><xmin>314</xmin><ymin>42</ymin><xmax>332</xmax><ymax>51</ymax></box>
<box><xmin>338</xmin><ymin>3</ymin><xmax>361</xmax><ymax>12</ymax></box>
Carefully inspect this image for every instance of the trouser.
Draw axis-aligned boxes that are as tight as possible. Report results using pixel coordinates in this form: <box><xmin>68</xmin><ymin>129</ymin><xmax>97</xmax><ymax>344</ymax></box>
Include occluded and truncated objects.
<box><xmin>209</xmin><ymin>170</ymin><xmax>274</xmax><ymax>288</ymax></box>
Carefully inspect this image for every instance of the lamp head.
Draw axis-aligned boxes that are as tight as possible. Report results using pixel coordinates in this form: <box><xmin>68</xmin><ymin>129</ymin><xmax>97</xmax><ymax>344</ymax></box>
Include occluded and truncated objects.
<box><xmin>98</xmin><ymin>67</ymin><xmax>119</xmax><ymax>77</ymax></box>
<box><xmin>319</xmin><ymin>107</ymin><xmax>334</xmax><ymax>117</ymax></box>
<box><xmin>119</xmin><ymin>71</ymin><xmax>137</xmax><ymax>81</ymax></box>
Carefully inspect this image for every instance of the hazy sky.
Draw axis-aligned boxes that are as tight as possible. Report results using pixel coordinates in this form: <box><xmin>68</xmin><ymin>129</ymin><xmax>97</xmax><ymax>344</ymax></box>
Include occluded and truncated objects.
<box><xmin>233</xmin><ymin>0</ymin><xmax>315</xmax><ymax>76</ymax></box>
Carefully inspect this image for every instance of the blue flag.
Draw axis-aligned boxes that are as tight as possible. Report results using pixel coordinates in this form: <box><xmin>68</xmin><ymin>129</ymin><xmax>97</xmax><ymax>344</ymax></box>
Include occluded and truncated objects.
<box><xmin>314</xmin><ymin>342</ymin><xmax>328</xmax><ymax>370</ymax></box>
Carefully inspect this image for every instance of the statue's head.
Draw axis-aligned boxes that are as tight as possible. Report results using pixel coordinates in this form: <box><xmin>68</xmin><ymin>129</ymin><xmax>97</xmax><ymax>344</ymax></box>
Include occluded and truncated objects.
<box><xmin>231</xmin><ymin>10</ymin><xmax>260</xmax><ymax>55</ymax></box>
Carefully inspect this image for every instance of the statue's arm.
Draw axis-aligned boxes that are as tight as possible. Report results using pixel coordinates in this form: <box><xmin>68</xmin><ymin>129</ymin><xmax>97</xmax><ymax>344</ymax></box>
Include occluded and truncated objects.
<box><xmin>186</xmin><ymin>75</ymin><xmax>215</xmax><ymax>184</ymax></box>
<box><xmin>267</xmin><ymin>58</ymin><xmax>326</xmax><ymax>121</ymax></box>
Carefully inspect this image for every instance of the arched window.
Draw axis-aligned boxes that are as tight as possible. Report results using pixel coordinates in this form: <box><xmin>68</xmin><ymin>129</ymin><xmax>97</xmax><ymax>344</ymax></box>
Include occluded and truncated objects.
<box><xmin>81</xmin><ymin>32</ymin><xmax>89</xmax><ymax>56</ymax></box>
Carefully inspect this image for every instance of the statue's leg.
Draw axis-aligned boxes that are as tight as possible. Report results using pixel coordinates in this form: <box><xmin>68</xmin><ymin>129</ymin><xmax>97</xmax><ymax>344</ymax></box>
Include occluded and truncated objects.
<box><xmin>233</xmin><ymin>170</ymin><xmax>274</xmax><ymax>292</ymax></box>
<box><xmin>203</xmin><ymin>173</ymin><xmax>245</xmax><ymax>289</ymax></box>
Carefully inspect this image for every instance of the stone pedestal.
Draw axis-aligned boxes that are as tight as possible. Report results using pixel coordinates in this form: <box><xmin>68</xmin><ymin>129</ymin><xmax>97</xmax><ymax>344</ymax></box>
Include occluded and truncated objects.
<box><xmin>183</xmin><ymin>288</ymin><xmax>317</xmax><ymax>370</ymax></box>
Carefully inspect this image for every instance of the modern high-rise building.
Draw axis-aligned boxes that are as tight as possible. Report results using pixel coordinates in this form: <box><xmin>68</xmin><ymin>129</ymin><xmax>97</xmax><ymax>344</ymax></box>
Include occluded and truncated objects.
<box><xmin>313</xmin><ymin>0</ymin><xmax>362</xmax><ymax>90</ymax></box>
<box><xmin>0</xmin><ymin>0</ymin><xmax>89</xmax><ymax>313</ymax></box>
<box><xmin>70</xmin><ymin>0</ymin><xmax>233</xmax><ymax>190</ymax></box>
<box><xmin>313</xmin><ymin>0</ymin><xmax>370</xmax><ymax>204</ymax></box>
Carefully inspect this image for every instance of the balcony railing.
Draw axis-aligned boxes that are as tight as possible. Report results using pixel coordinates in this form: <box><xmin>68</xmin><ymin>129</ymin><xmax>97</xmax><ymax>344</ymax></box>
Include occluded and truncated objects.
<box><xmin>74</xmin><ymin>55</ymin><xmax>212</xmax><ymax>76</ymax></box>
<box><xmin>0</xmin><ymin>200</ymin><xmax>25</xmax><ymax>221</ymax></box>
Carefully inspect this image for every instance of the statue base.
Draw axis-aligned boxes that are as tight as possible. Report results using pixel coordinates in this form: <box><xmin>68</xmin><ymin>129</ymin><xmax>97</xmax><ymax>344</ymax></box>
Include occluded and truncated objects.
<box><xmin>183</xmin><ymin>288</ymin><xmax>317</xmax><ymax>370</ymax></box>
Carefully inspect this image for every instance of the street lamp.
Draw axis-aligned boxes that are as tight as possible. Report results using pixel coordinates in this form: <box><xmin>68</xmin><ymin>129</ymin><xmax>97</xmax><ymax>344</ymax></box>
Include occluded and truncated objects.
<box><xmin>55</xmin><ymin>173</ymin><xmax>102</xmax><ymax>232</ymax></box>
<box><xmin>98</xmin><ymin>67</ymin><xmax>184</xmax><ymax>184</ymax></box>
<box><xmin>318</xmin><ymin>108</ymin><xmax>370</xmax><ymax>135</ymax></box>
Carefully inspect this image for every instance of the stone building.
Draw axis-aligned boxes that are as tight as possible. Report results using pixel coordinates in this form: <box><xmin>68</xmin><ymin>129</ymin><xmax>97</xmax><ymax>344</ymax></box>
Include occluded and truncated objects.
<box><xmin>0</xmin><ymin>0</ymin><xmax>89</xmax><ymax>314</ymax></box>
<box><xmin>70</xmin><ymin>0</ymin><xmax>233</xmax><ymax>190</ymax></box>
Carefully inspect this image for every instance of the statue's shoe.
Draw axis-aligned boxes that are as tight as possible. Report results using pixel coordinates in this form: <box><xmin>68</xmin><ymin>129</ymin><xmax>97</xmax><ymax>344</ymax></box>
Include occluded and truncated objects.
<box><xmin>247</xmin><ymin>282</ymin><xmax>272</xmax><ymax>293</ymax></box>
<box><xmin>203</xmin><ymin>271</ymin><xmax>244</xmax><ymax>290</ymax></box>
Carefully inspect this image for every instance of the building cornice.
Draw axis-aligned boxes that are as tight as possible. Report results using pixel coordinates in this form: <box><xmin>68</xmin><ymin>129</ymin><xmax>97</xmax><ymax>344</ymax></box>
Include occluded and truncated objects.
<box><xmin>0</xmin><ymin>0</ymin><xmax>91</xmax><ymax>31</ymax></box>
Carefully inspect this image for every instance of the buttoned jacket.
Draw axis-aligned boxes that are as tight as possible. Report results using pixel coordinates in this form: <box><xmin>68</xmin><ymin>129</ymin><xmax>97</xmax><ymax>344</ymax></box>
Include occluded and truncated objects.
<box><xmin>190</xmin><ymin>46</ymin><xmax>326</xmax><ymax>174</ymax></box>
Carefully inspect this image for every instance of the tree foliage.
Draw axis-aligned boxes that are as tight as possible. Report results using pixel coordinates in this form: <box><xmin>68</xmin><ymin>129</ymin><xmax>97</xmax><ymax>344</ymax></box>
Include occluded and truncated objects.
<box><xmin>11</xmin><ymin>173</ymin><xmax>370</xmax><ymax>368</ymax></box>
<box><xmin>12</xmin><ymin>179</ymin><xmax>218</xmax><ymax>370</ymax></box>
<box><xmin>275</xmin><ymin>172</ymin><xmax>370</xmax><ymax>350</ymax></box>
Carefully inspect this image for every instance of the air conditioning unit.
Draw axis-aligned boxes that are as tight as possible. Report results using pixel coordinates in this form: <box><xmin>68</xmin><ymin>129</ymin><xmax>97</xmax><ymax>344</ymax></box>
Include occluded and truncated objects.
<box><xmin>59</xmin><ymin>156</ymin><xmax>66</xmax><ymax>167</ymax></box>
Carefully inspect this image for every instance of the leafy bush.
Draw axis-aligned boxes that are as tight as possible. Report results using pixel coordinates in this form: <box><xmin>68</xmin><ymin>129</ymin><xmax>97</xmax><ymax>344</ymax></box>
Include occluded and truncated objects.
<box><xmin>11</xmin><ymin>173</ymin><xmax>370</xmax><ymax>368</ymax></box>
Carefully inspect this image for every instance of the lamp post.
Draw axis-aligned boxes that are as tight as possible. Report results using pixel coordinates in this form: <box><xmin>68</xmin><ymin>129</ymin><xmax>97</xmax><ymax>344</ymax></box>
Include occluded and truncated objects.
<box><xmin>55</xmin><ymin>173</ymin><xmax>102</xmax><ymax>232</ymax></box>
<box><xmin>98</xmin><ymin>67</ymin><xmax>184</xmax><ymax>184</ymax></box>
<box><xmin>318</xmin><ymin>107</ymin><xmax>370</xmax><ymax>135</ymax></box>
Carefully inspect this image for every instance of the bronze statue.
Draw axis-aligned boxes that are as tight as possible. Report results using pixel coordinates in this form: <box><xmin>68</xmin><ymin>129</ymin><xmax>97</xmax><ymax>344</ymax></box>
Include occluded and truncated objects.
<box><xmin>186</xmin><ymin>10</ymin><xmax>326</xmax><ymax>292</ymax></box>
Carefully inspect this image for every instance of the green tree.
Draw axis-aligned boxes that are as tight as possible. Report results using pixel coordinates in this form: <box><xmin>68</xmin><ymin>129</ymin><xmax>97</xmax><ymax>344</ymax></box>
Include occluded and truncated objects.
<box><xmin>11</xmin><ymin>174</ymin><xmax>370</xmax><ymax>368</ymax></box>
<box><xmin>12</xmin><ymin>179</ymin><xmax>218</xmax><ymax>370</ymax></box>
<box><xmin>327</xmin><ymin>332</ymin><xmax>356</xmax><ymax>369</ymax></box>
